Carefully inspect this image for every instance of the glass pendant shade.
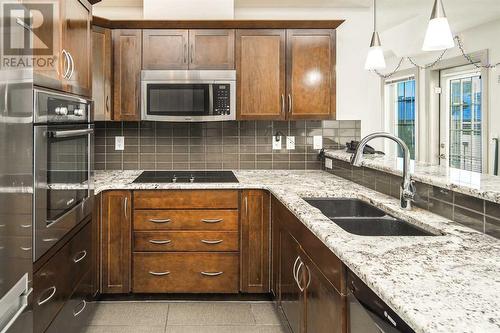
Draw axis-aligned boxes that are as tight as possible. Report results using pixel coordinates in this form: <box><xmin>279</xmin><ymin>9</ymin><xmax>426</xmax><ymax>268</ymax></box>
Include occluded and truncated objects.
<box><xmin>365</xmin><ymin>32</ymin><xmax>386</xmax><ymax>70</ymax></box>
<box><xmin>422</xmin><ymin>0</ymin><xmax>454</xmax><ymax>51</ymax></box>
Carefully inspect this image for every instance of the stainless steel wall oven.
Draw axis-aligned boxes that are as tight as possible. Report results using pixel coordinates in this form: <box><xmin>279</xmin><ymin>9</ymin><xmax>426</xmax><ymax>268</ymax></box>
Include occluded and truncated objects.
<box><xmin>33</xmin><ymin>89</ymin><xmax>93</xmax><ymax>261</ymax></box>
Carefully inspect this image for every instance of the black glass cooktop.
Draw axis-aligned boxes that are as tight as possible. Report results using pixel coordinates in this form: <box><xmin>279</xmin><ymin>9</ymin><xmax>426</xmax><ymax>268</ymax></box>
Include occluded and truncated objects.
<box><xmin>133</xmin><ymin>171</ymin><xmax>239</xmax><ymax>183</ymax></box>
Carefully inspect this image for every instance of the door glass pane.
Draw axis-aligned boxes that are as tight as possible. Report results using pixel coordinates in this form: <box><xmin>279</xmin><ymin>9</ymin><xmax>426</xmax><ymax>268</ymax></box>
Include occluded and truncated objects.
<box><xmin>448</xmin><ymin>75</ymin><xmax>482</xmax><ymax>172</ymax></box>
<box><xmin>394</xmin><ymin>80</ymin><xmax>416</xmax><ymax>159</ymax></box>
<box><xmin>147</xmin><ymin>84</ymin><xmax>209</xmax><ymax>116</ymax></box>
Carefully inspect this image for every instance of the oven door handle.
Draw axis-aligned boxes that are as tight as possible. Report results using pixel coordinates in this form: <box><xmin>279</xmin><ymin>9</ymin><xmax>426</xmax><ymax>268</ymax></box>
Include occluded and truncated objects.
<box><xmin>49</xmin><ymin>128</ymin><xmax>93</xmax><ymax>138</ymax></box>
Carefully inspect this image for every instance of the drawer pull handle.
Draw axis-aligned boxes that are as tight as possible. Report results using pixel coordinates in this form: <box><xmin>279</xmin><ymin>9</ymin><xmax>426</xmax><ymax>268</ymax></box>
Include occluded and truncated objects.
<box><xmin>149</xmin><ymin>219</ymin><xmax>171</xmax><ymax>223</ymax></box>
<box><xmin>37</xmin><ymin>286</ymin><xmax>56</xmax><ymax>306</ymax></box>
<box><xmin>149</xmin><ymin>239</ymin><xmax>172</xmax><ymax>245</ymax></box>
<box><xmin>149</xmin><ymin>271</ymin><xmax>171</xmax><ymax>276</ymax></box>
<box><xmin>200</xmin><ymin>271</ymin><xmax>223</xmax><ymax>277</ymax></box>
<box><xmin>201</xmin><ymin>239</ymin><xmax>223</xmax><ymax>245</ymax></box>
<box><xmin>201</xmin><ymin>219</ymin><xmax>223</xmax><ymax>224</ymax></box>
<box><xmin>73</xmin><ymin>300</ymin><xmax>87</xmax><ymax>317</ymax></box>
<box><xmin>73</xmin><ymin>250</ymin><xmax>87</xmax><ymax>263</ymax></box>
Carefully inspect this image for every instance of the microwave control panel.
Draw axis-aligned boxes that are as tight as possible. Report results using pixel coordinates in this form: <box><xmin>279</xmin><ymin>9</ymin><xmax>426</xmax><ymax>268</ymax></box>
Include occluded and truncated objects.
<box><xmin>213</xmin><ymin>84</ymin><xmax>231</xmax><ymax>115</ymax></box>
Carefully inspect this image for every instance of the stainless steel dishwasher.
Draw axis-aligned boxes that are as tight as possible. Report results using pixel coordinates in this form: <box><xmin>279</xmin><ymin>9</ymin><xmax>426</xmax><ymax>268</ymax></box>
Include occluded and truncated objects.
<box><xmin>347</xmin><ymin>270</ymin><xmax>415</xmax><ymax>333</ymax></box>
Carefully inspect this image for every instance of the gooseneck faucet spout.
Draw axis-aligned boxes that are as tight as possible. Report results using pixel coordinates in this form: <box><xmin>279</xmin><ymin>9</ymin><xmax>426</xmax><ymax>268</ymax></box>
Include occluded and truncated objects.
<box><xmin>350</xmin><ymin>132</ymin><xmax>415</xmax><ymax>210</ymax></box>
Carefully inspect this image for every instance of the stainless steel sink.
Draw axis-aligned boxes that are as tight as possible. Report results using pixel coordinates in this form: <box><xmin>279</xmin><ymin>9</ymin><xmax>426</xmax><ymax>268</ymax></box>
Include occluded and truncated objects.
<box><xmin>303</xmin><ymin>198</ymin><xmax>438</xmax><ymax>237</ymax></box>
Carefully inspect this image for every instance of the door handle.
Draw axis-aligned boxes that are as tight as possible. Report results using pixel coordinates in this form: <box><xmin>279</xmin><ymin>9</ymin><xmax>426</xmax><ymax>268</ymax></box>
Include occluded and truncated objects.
<box><xmin>149</xmin><ymin>271</ymin><xmax>170</xmax><ymax>276</ymax></box>
<box><xmin>190</xmin><ymin>44</ymin><xmax>194</xmax><ymax>64</ymax></box>
<box><xmin>201</xmin><ymin>239</ymin><xmax>223</xmax><ymax>245</ymax></box>
<box><xmin>123</xmin><ymin>196</ymin><xmax>128</xmax><ymax>219</ymax></box>
<box><xmin>62</xmin><ymin>49</ymin><xmax>71</xmax><ymax>78</ymax></box>
<box><xmin>37</xmin><ymin>286</ymin><xmax>57</xmax><ymax>306</ymax></box>
<box><xmin>148</xmin><ymin>239</ymin><xmax>172</xmax><ymax>245</ymax></box>
<box><xmin>106</xmin><ymin>95</ymin><xmax>110</xmax><ymax>113</ymax></box>
<box><xmin>73</xmin><ymin>300</ymin><xmax>87</xmax><ymax>317</ymax></box>
<box><xmin>296</xmin><ymin>261</ymin><xmax>305</xmax><ymax>292</ymax></box>
<box><xmin>73</xmin><ymin>250</ymin><xmax>87</xmax><ymax>263</ymax></box>
<box><xmin>200</xmin><ymin>271</ymin><xmax>223</xmax><ymax>277</ymax></box>
<box><xmin>67</xmin><ymin>51</ymin><xmax>75</xmax><ymax>79</ymax></box>
<box><xmin>287</xmin><ymin>94</ymin><xmax>292</xmax><ymax>114</ymax></box>
<box><xmin>184</xmin><ymin>43</ymin><xmax>187</xmax><ymax>64</ymax></box>
<box><xmin>281</xmin><ymin>94</ymin><xmax>285</xmax><ymax>114</ymax></box>
<box><xmin>148</xmin><ymin>218</ymin><xmax>171</xmax><ymax>223</ymax></box>
<box><xmin>201</xmin><ymin>219</ymin><xmax>223</xmax><ymax>223</ymax></box>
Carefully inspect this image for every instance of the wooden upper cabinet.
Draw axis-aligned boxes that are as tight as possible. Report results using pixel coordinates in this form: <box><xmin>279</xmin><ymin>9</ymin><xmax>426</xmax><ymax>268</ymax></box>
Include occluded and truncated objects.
<box><xmin>142</xmin><ymin>29</ymin><xmax>188</xmax><ymax>69</ymax></box>
<box><xmin>240</xmin><ymin>190</ymin><xmax>271</xmax><ymax>293</ymax></box>
<box><xmin>287</xmin><ymin>29</ymin><xmax>336</xmax><ymax>120</ymax></box>
<box><xmin>113</xmin><ymin>29</ymin><xmax>142</xmax><ymax>121</ymax></box>
<box><xmin>189</xmin><ymin>30</ymin><xmax>235</xmax><ymax>69</ymax></box>
<box><xmin>92</xmin><ymin>26</ymin><xmax>113</xmax><ymax>121</ymax></box>
<box><xmin>236</xmin><ymin>30</ymin><xmax>286</xmax><ymax>120</ymax></box>
<box><xmin>101</xmin><ymin>191</ymin><xmax>131</xmax><ymax>294</ymax></box>
<box><xmin>62</xmin><ymin>0</ymin><xmax>92</xmax><ymax>97</ymax></box>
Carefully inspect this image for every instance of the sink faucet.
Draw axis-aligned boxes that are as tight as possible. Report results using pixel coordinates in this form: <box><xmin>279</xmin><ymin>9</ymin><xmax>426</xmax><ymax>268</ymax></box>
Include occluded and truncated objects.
<box><xmin>350</xmin><ymin>132</ymin><xmax>415</xmax><ymax>210</ymax></box>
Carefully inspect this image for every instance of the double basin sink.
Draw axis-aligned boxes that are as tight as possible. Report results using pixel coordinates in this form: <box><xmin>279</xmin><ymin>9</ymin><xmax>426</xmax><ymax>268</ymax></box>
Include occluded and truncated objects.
<box><xmin>304</xmin><ymin>198</ymin><xmax>438</xmax><ymax>236</ymax></box>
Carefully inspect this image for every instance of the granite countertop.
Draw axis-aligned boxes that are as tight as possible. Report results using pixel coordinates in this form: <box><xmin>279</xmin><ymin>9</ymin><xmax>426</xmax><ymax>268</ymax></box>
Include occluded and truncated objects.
<box><xmin>94</xmin><ymin>169</ymin><xmax>500</xmax><ymax>333</ymax></box>
<box><xmin>324</xmin><ymin>149</ymin><xmax>500</xmax><ymax>204</ymax></box>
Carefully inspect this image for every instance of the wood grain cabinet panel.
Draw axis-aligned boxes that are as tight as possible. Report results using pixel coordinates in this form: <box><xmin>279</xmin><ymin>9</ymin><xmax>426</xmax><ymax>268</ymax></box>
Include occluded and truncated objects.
<box><xmin>286</xmin><ymin>29</ymin><xmax>336</xmax><ymax>120</ymax></box>
<box><xmin>133</xmin><ymin>252</ymin><xmax>239</xmax><ymax>293</ymax></box>
<box><xmin>113</xmin><ymin>29</ymin><xmax>142</xmax><ymax>121</ymax></box>
<box><xmin>133</xmin><ymin>209</ymin><xmax>239</xmax><ymax>231</ymax></box>
<box><xmin>236</xmin><ymin>30</ymin><xmax>286</xmax><ymax>120</ymax></box>
<box><xmin>240</xmin><ymin>190</ymin><xmax>271</xmax><ymax>293</ymax></box>
<box><xmin>134</xmin><ymin>231</ymin><xmax>239</xmax><ymax>252</ymax></box>
<box><xmin>101</xmin><ymin>191</ymin><xmax>131</xmax><ymax>293</ymax></box>
<box><xmin>142</xmin><ymin>29</ymin><xmax>188</xmax><ymax>69</ymax></box>
<box><xmin>134</xmin><ymin>190</ymin><xmax>239</xmax><ymax>209</ymax></box>
<box><xmin>189</xmin><ymin>29</ymin><xmax>235</xmax><ymax>69</ymax></box>
<box><xmin>62</xmin><ymin>0</ymin><xmax>92</xmax><ymax>97</ymax></box>
<box><xmin>92</xmin><ymin>26</ymin><xmax>113</xmax><ymax>120</ymax></box>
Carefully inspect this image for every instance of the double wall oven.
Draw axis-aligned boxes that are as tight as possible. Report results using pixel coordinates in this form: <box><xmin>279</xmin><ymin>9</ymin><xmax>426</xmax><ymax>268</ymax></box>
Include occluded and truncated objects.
<box><xmin>33</xmin><ymin>89</ymin><xmax>93</xmax><ymax>261</ymax></box>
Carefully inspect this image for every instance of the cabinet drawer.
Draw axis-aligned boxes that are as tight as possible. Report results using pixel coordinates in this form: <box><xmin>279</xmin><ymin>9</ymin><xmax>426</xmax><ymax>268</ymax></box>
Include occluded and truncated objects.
<box><xmin>69</xmin><ymin>222</ymin><xmax>92</xmax><ymax>290</ymax></box>
<box><xmin>134</xmin><ymin>231</ymin><xmax>239</xmax><ymax>252</ymax></box>
<box><xmin>45</xmin><ymin>271</ymin><xmax>95</xmax><ymax>333</ymax></box>
<box><xmin>133</xmin><ymin>252</ymin><xmax>239</xmax><ymax>293</ymax></box>
<box><xmin>134</xmin><ymin>210</ymin><xmax>238</xmax><ymax>231</ymax></box>
<box><xmin>134</xmin><ymin>190</ymin><xmax>239</xmax><ymax>209</ymax></box>
<box><xmin>34</xmin><ymin>246</ymin><xmax>71</xmax><ymax>333</ymax></box>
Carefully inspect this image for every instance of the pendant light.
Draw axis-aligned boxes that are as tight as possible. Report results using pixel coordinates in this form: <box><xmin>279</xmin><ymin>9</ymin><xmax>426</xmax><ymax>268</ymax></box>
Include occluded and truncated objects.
<box><xmin>365</xmin><ymin>0</ymin><xmax>386</xmax><ymax>70</ymax></box>
<box><xmin>422</xmin><ymin>0</ymin><xmax>454</xmax><ymax>51</ymax></box>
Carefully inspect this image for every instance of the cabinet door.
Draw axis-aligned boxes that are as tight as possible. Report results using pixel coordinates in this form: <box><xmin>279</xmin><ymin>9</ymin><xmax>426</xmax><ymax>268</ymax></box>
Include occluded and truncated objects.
<box><xmin>91</xmin><ymin>192</ymin><xmax>101</xmax><ymax>298</ymax></box>
<box><xmin>143</xmin><ymin>29</ymin><xmax>188</xmax><ymax>69</ymax></box>
<box><xmin>113</xmin><ymin>29</ymin><xmax>142</xmax><ymax>121</ymax></box>
<box><xmin>240</xmin><ymin>190</ymin><xmax>270</xmax><ymax>293</ymax></box>
<box><xmin>101</xmin><ymin>191</ymin><xmax>131</xmax><ymax>293</ymax></box>
<box><xmin>279</xmin><ymin>228</ymin><xmax>304</xmax><ymax>333</ymax></box>
<box><xmin>302</xmin><ymin>251</ymin><xmax>344</xmax><ymax>333</ymax></box>
<box><xmin>287</xmin><ymin>29</ymin><xmax>336</xmax><ymax>120</ymax></box>
<box><xmin>92</xmin><ymin>26</ymin><xmax>113</xmax><ymax>121</ymax></box>
<box><xmin>189</xmin><ymin>29</ymin><xmax>235</xmax><ymax>69</ymax></box>
<box><xmin>236</xmin><ymin>30</ymin><xmax>286</xmax><ymax>120</ymax></box>
<box><xmin>62</xmin><ymin>0</ymin><xmax>92</xmax><ymax>97</ymax></box>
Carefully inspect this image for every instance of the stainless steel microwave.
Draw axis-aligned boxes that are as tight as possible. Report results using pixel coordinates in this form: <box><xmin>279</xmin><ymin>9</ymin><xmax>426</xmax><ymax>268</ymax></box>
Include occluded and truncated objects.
<box><xmin>141</xmin><ymin>70</ymin><xmax>236</xmax><ymax>122</ymax></box>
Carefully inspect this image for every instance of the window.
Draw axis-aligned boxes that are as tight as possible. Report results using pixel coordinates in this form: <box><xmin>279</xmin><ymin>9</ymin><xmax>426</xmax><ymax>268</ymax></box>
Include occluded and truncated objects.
<box><xmin>449</xmin><ymin>75</ymin><xmax>482</xmax><ymax>172</ymax></box>
<box><xmin>440</xmin><ymin>66</ymin><xmax>483</xmax><ymax>173</ymax></box>
<box><xmin>384</xmin><ymin>76</ymin><xmax>417</xmax><ymax>159</ymax></box>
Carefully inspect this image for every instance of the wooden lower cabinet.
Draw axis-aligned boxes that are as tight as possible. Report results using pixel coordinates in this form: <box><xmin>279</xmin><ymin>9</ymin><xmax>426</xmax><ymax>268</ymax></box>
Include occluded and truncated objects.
<box><xmin>133</xmin><ymin>252</ymin><xmax>239</xmax><ymax>293</ymax></box>
<box><xmin>240</xmin><ymin>190</ymin><xmax>271</xmax><ymax>293</ymax></box>
<box><xmin>272</xmin><ymin>196</ymin><xmax>346</xmax><ymax>333</ymax></box>
<box><xmin>101</xmin><ymin>190</ymin><xmax>131</xmax><ymax>293</ymax></box>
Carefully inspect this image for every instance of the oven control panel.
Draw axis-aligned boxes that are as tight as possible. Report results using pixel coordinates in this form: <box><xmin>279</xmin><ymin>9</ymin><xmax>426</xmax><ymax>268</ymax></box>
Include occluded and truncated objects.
<box><xmin>212</xmin><ymin>84</ymin><xmax>231</xmax><ymax>115</ymax></box>
<box><xmin>35</xmin><ymin>89</ymin><xmax>91</xmax><ymax>124</ymax></box>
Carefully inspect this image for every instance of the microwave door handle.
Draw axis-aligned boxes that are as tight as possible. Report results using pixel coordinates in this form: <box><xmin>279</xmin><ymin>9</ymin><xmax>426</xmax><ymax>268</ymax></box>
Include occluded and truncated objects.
<box><xmin>209</xmin><ymin>85</ymin><xmax>214</xmax><ymax>116</ymax></box>
<box><xmin>50</xmin><ymin>128</ymin><xmax>94</xmax><ymax>138</ymax></box>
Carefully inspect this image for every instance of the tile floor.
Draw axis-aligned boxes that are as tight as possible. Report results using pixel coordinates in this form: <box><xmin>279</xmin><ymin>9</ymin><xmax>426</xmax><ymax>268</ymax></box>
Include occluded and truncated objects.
<box><xmin>84</xmin><ymin>301</ymin><xmax>289</xmax><ymax>333</ymax></box>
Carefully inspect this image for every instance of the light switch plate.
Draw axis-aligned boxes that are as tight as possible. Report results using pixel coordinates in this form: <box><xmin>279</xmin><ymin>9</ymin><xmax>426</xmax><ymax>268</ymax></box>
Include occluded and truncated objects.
<box><xmin>325</xmin><ymin>158</ymin><xmax>333</xmax><ymax>169</ymax></box>
<box><xmin>313</xmin><ymin>136</ymin><xmax>323</xmax><ymax>150</ymax></box>
<box><xmin>115</xmin><ymin>136</ymin><xmax>124</xmax><ymax>151</ymax></box>
<box><xmin>273</xmin><ymin>136</ymin><xmax>282</xmax><ymax>150</ymax></box>
<box><xmin>286</xmin><ymin>136</ymin><xmax>295</xmax><ymax>150</ymax></box>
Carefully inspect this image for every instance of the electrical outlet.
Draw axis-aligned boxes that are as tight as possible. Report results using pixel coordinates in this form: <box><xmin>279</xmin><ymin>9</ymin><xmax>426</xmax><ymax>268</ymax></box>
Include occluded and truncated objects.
<box><xmin>115</xmin><ymin>136</ymin><xmax>124</xmax><ymax>151</ymax></box>
<box><xmin>325</xmin><ymin>158</ymin><xmax>333</xmax><ymax>169</ymax></box>
<box><xmin>273</xmin><ymin>136</ymin><xmax>282</xmax><ymax>150</ymax></box>
<box><xmin>286</xmin><ymin>136</ymin><xmax>295</xmax><ymax>150</ymax></box>
<box><xmin>313</xmin><ymin>136</ymin><xmax>323</xmax><ymax>150</ymax></box>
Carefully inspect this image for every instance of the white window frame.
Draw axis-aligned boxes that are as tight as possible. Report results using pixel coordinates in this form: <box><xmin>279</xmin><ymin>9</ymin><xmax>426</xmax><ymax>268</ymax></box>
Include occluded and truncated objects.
<box><xmin>381</xmin><ymin>68</ymin><xmax>419</xmax><ymax>160</ymax></box>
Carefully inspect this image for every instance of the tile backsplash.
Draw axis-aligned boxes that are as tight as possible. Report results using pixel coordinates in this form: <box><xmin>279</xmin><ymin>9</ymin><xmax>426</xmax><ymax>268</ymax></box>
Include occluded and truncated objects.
<box><xmin>95</xmin><ymin>120</ymin><xmax>360</xmax><ymax>171</ymax></box>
